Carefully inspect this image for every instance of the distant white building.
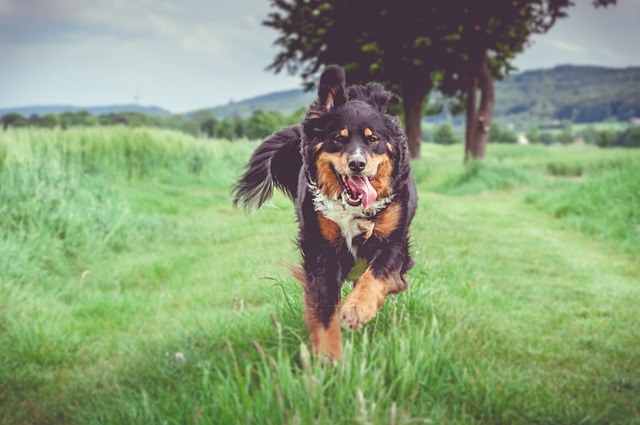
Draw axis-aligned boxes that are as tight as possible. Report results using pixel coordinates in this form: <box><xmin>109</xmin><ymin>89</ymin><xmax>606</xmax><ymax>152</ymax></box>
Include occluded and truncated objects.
<box><xmin>518</xmin><ymin>134</ymin><xmax>529</xmax><ymax>145</ymax></box>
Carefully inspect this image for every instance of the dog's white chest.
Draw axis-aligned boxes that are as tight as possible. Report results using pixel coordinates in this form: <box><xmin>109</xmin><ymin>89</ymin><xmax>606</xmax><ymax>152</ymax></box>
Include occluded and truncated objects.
<box><xmin>321</xmin><ymin>205</ymin><xmax>369</xmax><ymax>256</ymax></box>
<box><xmin>308</xmin><ymin>181</ymin><xmax>396</xmax><ymax>257</ymax></box>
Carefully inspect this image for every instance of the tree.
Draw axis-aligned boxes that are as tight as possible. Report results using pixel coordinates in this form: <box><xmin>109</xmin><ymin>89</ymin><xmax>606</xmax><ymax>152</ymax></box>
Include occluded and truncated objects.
<box><xmin>438</xmin><ymin>0</ymin><xmax>615</xmax><ymax>160</ymax></box>
<box><xmin>265</xmin><ymin>0</ymin><xmax>453</xmax><ymax>158</ymax></box>
<box><xmin>60</xmin><ymin>110</ymin><xmax>98</xmax><ymax>128</ymax></box>
<box><xmin>265</xmin><ymin>0</ymin><xmax>616</xmax><ymax>160</ymax></box>
<box><xmin>233</xmin><ymin>117</ymin><xmax>246</xmax><ymax>140</ymax></box>
<box><xmin>38</xmin><ymin>113</ymin><xmax>60</xmax><ymax>129</ymax></box>
<box><xmin>245</xmin><ymin>110</ymin><xmax>284</xmax><ymax>140</ymax></box>
<box><xmin>1</xmin><ymin>113</ymin><xmax>28</xmax><ymax>130</ymax></box>
<box><xmin>216</xmin><ymin>119</ymin><xmax>237</xmax><ymax>141</ymax></box>
<box><xmin>201</xmin><ymin>117</ymin><xmax>218</xmax><ymax>138</ymax></box>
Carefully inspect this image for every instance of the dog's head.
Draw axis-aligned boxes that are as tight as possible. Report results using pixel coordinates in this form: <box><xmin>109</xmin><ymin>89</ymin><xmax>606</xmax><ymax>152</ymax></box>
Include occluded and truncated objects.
<box><xmin>302</xmin><ymin>65</ymin><xmax>407</xmax><ymax>210</ymax></box>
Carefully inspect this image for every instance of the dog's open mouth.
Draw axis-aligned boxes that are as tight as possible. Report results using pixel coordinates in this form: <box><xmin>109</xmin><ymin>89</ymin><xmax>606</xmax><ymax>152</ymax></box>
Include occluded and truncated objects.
<box><xmin>336</xmin><ymin>171</ymin><xmax>378</xmax><ymax>209</ymax></box>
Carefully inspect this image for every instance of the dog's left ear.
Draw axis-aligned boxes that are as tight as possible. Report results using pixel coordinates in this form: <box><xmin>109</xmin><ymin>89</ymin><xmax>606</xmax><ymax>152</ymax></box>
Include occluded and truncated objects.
<box><xmin>307</xmin><ymin>65</ymin><xmax>347</xmax><ymax>118</ymax></box>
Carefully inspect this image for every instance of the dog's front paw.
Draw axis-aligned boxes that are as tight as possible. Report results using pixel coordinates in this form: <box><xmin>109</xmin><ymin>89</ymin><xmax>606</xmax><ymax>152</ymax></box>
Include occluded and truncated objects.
<box><xmin>340</xmin><ymin>291</ymin><xmax>382</xmax><ymax>330</ymax></box>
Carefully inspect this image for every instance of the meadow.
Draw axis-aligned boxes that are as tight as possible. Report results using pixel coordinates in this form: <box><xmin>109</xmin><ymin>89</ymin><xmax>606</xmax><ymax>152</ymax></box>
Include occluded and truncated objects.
<box><xmin>1</xmin><ymin>127</ymin><xmax>638</xmax><ymax>424</ymax></box>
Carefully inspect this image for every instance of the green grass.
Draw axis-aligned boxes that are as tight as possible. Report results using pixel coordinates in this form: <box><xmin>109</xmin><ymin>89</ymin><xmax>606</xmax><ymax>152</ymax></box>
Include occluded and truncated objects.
<box><xmin>1</xmin><ymin>129</ymin><xmax>639</xmax><ymax>424</ymax></box>
<box><xmin>571</xmin><ymin>122</ymin><xmax>630</xmax><ymax>133</ymax></box>
<box><xmin>527</xmin><ymin>159</ymin><xmax>640</xmax><ymax>256</ymax></box>
<box><xmin>433</xmin><ymin>161</ymin><xmax>539</xmax><ymax>196</ymax></box>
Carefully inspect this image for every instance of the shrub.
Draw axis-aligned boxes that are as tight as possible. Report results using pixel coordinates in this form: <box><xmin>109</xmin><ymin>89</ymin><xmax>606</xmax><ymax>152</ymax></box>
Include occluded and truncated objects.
<box><xmin>433</xmin><ymin>123</ymin><xmax>457</xmax><ymax>145</ymax></box>
<box><xmin>557</xmin><ymin>129</ymin><xmax>574</xmax><ymax>145</ymax></box>
<box><xmin>539</xmin><ymin>131</ymin><xmax>556</xmax><ymax>145</ymax></box>
<box><xmin>595</xmin><ymin>130</ymin><xmax>617</xmax><ymax>148</ymax></box>
<box><xmin>525</xmin><ymin>127</ymin><xmax>541</xmax><ymax>144</ymax></box>
<box><xmin>489</xmin><ymin>122</ymin><xmax>518</xmax><ymax>144</ymax></box>
<box><xmin>618</xmin><ymin>126</ymin><xmax>640</xmax><ymax>148</ymax></box>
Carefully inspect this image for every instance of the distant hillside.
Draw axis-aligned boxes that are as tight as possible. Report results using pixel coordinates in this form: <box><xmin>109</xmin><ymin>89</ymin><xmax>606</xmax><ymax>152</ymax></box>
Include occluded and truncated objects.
<box><xmin>198</xmin><ymin>89</ymin><xmax>315</xmax><ymax>119</ymax></box>
<box><xmin>4</xmin><ymin>66</ymin><xmax>638</xmax><ymax>125</ymax></box>
<box><xmin>200</xmin><ymin>65</ymin><xmax>640</xmax><ymax>125</ymax></box>
<box><xmin>495</xmin><ymin>65</ymin><xmax>640</xmax><ymax>125</ymax></box>
<box><xmin>0</xmin><ymin>104</ymin><xmax>172</xmax><ymax>117</ymax></box>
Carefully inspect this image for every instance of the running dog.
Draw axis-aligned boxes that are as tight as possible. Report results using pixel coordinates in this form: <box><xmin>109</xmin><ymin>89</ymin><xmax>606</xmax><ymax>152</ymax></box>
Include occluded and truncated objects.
<box><xmin>233</xmin><ymin>65</ymin><xmax>417</xmax><ymax>359</ymax></box>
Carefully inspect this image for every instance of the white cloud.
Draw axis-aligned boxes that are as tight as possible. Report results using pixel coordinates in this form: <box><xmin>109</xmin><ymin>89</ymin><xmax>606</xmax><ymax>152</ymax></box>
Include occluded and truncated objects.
<box><xmin>2</xmin><ymin>0</ymin><xmax>638</xmax><ymax>112</ymax></box>
<box><xmin>0</xmin><ymin>0</ymin><xmax>14</xmax><ymax>15</ymax></box>
<box><xmin>539</xmin><ymin>38</ymin><xmax>588</xmax><ymax>55</ymax></box>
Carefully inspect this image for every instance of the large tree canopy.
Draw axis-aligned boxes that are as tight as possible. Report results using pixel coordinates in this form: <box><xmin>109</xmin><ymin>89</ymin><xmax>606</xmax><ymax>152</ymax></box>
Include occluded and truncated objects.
<box><xmin>265</xmin><ymin>0</ymin><xmax>616</xmax><ymax>159</ymax></box>
<box><xmin>437</xmin><ymin>0</ymin><xmax>616</xmax><ymax>161</ymax></box>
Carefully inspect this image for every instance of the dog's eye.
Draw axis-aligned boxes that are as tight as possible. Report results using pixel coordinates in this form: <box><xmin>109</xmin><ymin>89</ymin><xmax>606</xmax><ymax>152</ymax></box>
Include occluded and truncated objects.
<box><xmin>367</xmin><ymin>136</ymin><xmax>379</xmax><ymax>145</ymax></box>
<box><xmin>334</xmin><ymin>135</ymin><xmax>348</xmax><ymax>144</ymax></box>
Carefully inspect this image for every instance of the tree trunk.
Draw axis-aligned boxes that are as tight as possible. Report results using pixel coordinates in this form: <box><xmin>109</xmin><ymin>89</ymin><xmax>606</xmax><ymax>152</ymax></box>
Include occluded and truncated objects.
<box><xmin>464</xmin><ymin>76</ymin><xmax>478</xmax><ymax>162</ymax></box>
<box><xmin>465</xmin><ymin>49</ymin><xmax>494</xmax><ymax>161</ymax></box>
<box><xmin>402</xmin><ymin>94</ymin><xmax>426</xmax><ymax>159</ymax></box>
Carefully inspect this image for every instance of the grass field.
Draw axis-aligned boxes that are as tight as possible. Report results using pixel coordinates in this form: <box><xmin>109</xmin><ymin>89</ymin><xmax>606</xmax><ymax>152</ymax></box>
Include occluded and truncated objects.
<box><xmin>1</xmin><ymin>128</ymin><xmax>639</xmax><ymax>424</ymax></box>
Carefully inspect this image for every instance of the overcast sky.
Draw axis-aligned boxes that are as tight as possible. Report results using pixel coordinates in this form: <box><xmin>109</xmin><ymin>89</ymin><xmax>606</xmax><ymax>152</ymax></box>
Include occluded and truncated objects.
<box><xmin>1</xmin><ymin>0</ymin><xmax>638</xmax><ymax>113</ymax></box>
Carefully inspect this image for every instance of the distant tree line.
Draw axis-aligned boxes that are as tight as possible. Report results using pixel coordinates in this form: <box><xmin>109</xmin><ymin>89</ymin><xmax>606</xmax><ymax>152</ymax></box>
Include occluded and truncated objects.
<box><xmin>0</xmin><ymin>108</ymin><xmax>307</xmax><ymax>141</ymax></box>
<box><xmin>195</xmin><ymin>108</ymin><xmax>305</xmax><ymax>140</ymax></box>
<box><xmin>3</xmin><ymin>108</ymin><xmax>637</xmax><ymax>148</ymax></box>
<box><xmin>425</xmin><ymin>121</ymin><xmax>640</xmax><ymax>148</ymax></box>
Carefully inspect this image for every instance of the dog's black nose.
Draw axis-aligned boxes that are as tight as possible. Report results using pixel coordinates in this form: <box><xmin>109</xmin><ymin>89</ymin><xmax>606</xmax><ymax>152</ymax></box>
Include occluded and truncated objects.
<box><xmin>348</xmin><ymin>154</ymin><xmax>366</xmax><ymax>173</ymax></box>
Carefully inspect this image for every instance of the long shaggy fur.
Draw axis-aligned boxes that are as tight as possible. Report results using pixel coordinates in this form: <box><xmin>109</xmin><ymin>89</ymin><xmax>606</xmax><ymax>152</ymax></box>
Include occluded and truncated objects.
<box><xmin>232</xmin><ymin>65</ymin><xmax>418</xmax><ymax>360</ymax></box>
<box><xmin>232</xmin><ymin>125</ymin><xmax>302</xmax><ymax>211</ymax></box>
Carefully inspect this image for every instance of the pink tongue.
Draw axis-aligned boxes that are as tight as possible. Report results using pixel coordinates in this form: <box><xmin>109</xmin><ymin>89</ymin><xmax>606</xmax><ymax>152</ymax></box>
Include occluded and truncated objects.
<box><xmin>346</xmin><ymin>176</ymin><xmax>377</xmax><ymax>209</ymax></box>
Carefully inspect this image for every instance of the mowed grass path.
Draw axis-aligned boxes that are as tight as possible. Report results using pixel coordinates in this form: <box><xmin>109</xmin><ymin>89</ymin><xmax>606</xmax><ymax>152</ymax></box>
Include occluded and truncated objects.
<box><xmin>1</xmin><ymin>131</ymin><xmax>639</xmax><ymax>424</ymax></box>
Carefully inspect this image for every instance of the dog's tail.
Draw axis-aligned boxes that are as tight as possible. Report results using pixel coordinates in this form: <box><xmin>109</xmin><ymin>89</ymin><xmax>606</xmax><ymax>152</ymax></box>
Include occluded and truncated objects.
<box><xmin>232</xmin><ymin>125</ymin><xmax>303</xmax><ymax>212</ymax></box>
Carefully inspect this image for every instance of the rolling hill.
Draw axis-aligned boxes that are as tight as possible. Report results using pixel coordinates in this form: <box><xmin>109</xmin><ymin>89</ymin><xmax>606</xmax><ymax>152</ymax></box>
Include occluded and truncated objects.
<box><xmin>199</xmin><ymin>65</ymin><xmax>640</xmax><ymax>125</ymax></box>
<box><xmin>0</xmin><ymin>104</ymin><xmax>172</xmax><ymax>117</ymax></box>
<box><xmin>3</xmin><ymin>66</ymin><xmax>639</xmax><ymax>126</ymax></box>
<box><xmin>200</xmin><ymin>89</ymin><xmax>316</xmax><ymax>119</ymax></box>
<box><xmin>495</xmin><ymin>65</ymin><xmax>640</xmax><ymax>125</ymax></box>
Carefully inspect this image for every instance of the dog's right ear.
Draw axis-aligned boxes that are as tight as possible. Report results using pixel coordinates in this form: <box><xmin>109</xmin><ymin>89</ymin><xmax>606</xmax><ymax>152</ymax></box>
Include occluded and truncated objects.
<box><xmin>307</xmin><ymin>65</ymin><xmax>347</xmax><ymax>119</ymax></box>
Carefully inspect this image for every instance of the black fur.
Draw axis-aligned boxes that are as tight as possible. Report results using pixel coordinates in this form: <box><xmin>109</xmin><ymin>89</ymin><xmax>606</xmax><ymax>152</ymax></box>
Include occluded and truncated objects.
<box><xmin>232</xmin><ymin>126</ymin><xmax>302</xmax><ymax>210</ymax></box>
<box><xmin>233</xmin><ymin>65</ymin><xmax>417</xmax><ymax>357</ymax></box>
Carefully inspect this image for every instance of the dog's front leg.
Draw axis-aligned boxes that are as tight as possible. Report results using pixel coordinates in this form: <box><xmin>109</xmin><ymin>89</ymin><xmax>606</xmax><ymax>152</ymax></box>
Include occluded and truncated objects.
<box><xmin>300</xmin><ymin>246</ymin><xmax>352</xmax><ymax>361</ymax></box>
<box><xmin>340</xmin><ymin>242</ymin><xmax>407</xmax><ymax>330</ymax></box>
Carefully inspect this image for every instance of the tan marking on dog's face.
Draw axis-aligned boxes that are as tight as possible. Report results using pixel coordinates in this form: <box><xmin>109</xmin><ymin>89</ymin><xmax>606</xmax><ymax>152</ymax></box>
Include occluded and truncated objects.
<box><xmin>373</xmin><ymin>202</ymin><xmax>401</xmax><ymax>239</ymax></box>
<box><xmin>316</xmin><ymin>151</ymin><xmax>349</xmax><ymax>199</ymax></box>
<box><xmin>364</xmin><ymin>128</ymin><xmax>373</xmax><ymax>138</ymax></box>
<box><xmin>386</xmin><ymin>142</ymin><xmax>394</xmax><ymax>153</ymax></box>
<box><xmin>314</xmin><ymin>142</ymin><xmax>324</xmax><ymax>152</ymax></box>
<box><xmin>340</xmin><ymin>128</ymin><xmax>349</xmax><ymax>138</ymax></box>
